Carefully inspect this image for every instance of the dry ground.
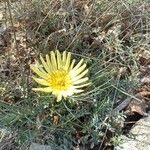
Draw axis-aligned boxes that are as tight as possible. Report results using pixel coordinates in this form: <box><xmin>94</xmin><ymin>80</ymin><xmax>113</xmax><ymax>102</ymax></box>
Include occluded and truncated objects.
<box><xmin>0</xmin><ymin>0</ymin><xmax>150</xmax><ymax>149</ymax></box>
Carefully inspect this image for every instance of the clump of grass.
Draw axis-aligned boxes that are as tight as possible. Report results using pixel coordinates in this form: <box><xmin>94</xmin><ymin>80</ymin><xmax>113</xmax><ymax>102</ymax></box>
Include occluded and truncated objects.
<box><xmin>0</xmin><ymin>0</ymin><xmax>149</xmax><ymax>149</ymax></box>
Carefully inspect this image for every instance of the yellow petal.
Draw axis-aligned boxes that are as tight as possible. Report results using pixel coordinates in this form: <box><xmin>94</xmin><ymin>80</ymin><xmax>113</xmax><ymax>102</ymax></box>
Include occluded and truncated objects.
<box><xmin>38</xmin><ymin>67</ymin><xmax>48</xmax><ymax>76</ymax></box>
<box><xmin>52</xmin><ymin>90</ymin><xmax>59</xmax><ymax>96</ymax></box>
<box><xmin>50</xmin><ymin>51</ymin><xmax>57</xmax><ymax>70</ymax></box>
<box><xmin>52</xmin><ymin>90</ymin><xmax>63</xmax><ymax>101</ymax></box>
<box><xmin>46</xmin><ymin>54</ymin><xmax>53</xmax><ymax>72</ymax></box>
<box><xmin>73</xmin><ymin>77</ymin><xmax>89</xmax><ymax>85</ymax></box>
<box><xmin>56</xmin><ymin>94</ymin><xmax>63</xmax><ymax>102</ymax></box>
<box><xmin>62</xmin><ymin>51</ymin><xmax>67</xmax><ymax>64</ymax></box>
<box><xmin>56</xmin><ymin>50</ymin><xmax>62</xmax><ymax>69</ymax></box>
<box><xmin>60</xmin><ymin>86</ymin><xmax>74</xmax><ymax>97</ymax></box>
<box><xmin>75</xmin><ymin>64</ymin><xmax>87</xmax><ymax>75</ymax></box>
<box><xmin>40</xmin><ymin>55</ymin><xmax>51</xmax><ymax>73</ymax></box>
<box><xmin>30</xmin><ymin>65</ymin><xmax>48</xmax><ymax>79</ymax></box>
<box><xmin>62</xmin><ymin>92</ymin><xmax>68</xmax><ymax>98</ymax></box>
<box><xmin>73</xmin><ymin>69</ymin><xmax>88</xmax><ymax>81</ymax></box>
<box><xmin>74</xmin><ymin>89</ymin><xmax>84</xmax><ymax>93</ymax></box>
<box><xmin>74</xmin><ymin>82</ymin><xmax>91</xmax><ymax>88</ymax></box>
<box><xmin>32</xmin><ymin>87</ymin><xmax>52</xmax><ymax>92</ymax></box>
<box><xmin>72</xmin><ymin>59</ymin><xmax>83</xmax><ymax>71</ymax></box>
<box><xmin>46</xmin><ymin>54</ymin><xmax>51</xmax><ymax>67</ymax></box>
<box><xmin>34</xmin><ymin>61</ymin><xmax>48</xmax><ymax>75</ymax></box>
<box><xmin>65</xmin><ymin>52</ymin><xmax>71</xmax><ymax>70</ymax></box>
<box><xmin>69</xmin><ymin>59</ymin><xmax>76</xmax><ymax>70</ymax></box>
<box><xmin>32</xmin><ymin>77</ymin><xmax>49</xmax><ymax>86</ymax></box>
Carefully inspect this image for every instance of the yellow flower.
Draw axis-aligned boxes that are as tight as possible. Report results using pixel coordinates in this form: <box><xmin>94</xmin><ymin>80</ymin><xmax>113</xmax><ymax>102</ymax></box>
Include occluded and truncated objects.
<box><xmin>30</xmin><ymin>50</ymin><xmax>90</xmax><ymax>101</ymax></box>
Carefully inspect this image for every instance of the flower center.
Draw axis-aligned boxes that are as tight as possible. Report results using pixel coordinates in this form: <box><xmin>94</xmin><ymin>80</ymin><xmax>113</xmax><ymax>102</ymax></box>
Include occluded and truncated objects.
<box><xmin>47</xmin><ymin>69</ymin><xmax>72</xmax><ymax>91</ymax></box>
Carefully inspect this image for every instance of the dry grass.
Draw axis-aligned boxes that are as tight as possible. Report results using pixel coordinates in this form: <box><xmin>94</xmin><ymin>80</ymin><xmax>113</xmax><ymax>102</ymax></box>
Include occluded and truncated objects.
<box><xmin>0</xmin><ymin>0</ymin><xmax>150</xmax><ymax>149</ymax></box>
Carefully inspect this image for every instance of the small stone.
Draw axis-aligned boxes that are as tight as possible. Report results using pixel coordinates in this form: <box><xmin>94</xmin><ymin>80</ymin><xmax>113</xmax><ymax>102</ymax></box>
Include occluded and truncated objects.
<box><xmin>115</xmin><ymin>115</ymin><xmax>150</xmax><ymax>150</ymax></box>
<box><xmin>0</xmin><ymin>128</ymin><xmax>11</xmax><ymax>142</ymax></box>
<box><xmin>29</xmin><ymin>143</ymin><xmax>55</xmax><ymax>150</ymax></box>
<box><xmin>141</xmin><ymin>77</ymin><xmax>150</xmax><ymax>84</ymax></box>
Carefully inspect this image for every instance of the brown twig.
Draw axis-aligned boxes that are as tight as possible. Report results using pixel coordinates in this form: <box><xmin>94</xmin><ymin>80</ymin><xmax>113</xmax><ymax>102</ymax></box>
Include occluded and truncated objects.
<box><xmin>6</xmin><ymin>0</ymin><xmax>19</xmax><ymax>54</ymax></box>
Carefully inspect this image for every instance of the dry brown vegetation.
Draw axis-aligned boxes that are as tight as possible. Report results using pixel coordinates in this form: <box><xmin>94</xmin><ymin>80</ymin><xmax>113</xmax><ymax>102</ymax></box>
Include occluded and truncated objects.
<box><xmin>0</xmin><ymin>0</ymin><xmax>150</xmax><ymax>149</ymax></box>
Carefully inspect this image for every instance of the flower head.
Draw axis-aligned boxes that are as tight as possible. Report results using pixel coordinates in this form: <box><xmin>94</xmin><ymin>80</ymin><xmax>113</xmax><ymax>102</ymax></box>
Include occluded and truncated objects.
<box><xmin>30</xmin><ymin>50</ymin><xmax>90</xmax><ymax>101</ymax></box>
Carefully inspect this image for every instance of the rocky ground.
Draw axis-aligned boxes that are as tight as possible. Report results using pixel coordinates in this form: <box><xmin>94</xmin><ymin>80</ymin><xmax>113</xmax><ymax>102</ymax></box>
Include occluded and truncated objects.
<box><xmin>0</xmin><ymin>0</ymin><xmax>150</xmax><ymax>149</ymax></box>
